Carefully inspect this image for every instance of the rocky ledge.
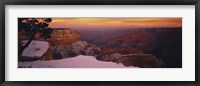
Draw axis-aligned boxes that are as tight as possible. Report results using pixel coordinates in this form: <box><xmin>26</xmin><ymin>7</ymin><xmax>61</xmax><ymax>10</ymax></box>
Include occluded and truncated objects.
<box><xmin>20</xmin><ymin>40</ymin><xmax>165</xmax><ymax>68</ymax></box>
<box><xmin>49</xmin><ymin>41</ymin><xmax>165</xmax><ymax>68</ymax></box>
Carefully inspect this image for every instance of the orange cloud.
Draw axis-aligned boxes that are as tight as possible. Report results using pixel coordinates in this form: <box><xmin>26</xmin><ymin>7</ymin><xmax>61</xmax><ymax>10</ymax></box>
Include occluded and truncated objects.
<box><xmin>49</xmin><ymin>18</ymin><xmax>182</xmax><ymax>29</ymax></box>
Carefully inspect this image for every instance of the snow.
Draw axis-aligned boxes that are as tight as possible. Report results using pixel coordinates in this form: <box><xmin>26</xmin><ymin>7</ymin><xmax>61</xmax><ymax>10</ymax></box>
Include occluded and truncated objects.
<box><xmin>18</xmin><ymin>55</ymin><xmax>135</xmax><ymax>68</ymax></box>
<box><xmin>22</xmin><ymin>41</ymin><xmax>49</xmax><ymax>58</ymax></box>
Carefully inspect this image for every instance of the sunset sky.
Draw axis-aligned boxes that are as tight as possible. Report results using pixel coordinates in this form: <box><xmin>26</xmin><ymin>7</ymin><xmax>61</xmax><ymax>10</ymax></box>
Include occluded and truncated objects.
<box><xmin>49</xmin><ymin>18</ymin><xmax>182</xmax><ymax>29</ymax></box>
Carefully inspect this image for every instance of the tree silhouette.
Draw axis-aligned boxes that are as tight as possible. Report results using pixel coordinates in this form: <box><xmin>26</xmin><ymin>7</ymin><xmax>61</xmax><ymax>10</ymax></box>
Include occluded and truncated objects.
<box><xmin>18</xmin><ymin>18</ymin><xmax>52</xmax><ymax>56</ymax></box>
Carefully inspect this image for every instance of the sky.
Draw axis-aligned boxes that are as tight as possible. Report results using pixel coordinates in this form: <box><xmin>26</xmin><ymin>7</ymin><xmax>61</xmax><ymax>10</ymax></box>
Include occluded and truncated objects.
<box><xmin>49</xmin><ymin>18</ymin><xmax>182</xmax><ymax>29</ymax></box>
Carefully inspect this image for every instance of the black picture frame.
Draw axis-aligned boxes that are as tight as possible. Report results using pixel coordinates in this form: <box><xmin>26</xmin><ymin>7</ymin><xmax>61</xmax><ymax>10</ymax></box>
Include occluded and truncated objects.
<box><xmin>0</xmin><ymin>0</ymin><xmax>199</xmax><ymax>86</ymax></box>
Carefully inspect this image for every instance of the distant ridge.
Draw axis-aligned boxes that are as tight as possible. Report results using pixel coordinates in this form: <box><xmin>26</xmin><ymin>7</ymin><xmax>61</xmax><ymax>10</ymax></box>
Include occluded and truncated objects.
<box><xmin>48</xmin><ymin>28</ymin><xmax>70</xmax><ymax>30</ymax></box>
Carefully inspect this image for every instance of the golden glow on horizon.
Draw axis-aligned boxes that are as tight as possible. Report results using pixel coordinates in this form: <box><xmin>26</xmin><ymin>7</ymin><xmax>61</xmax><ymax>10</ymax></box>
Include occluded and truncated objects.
<box><xmin>49</xmin><ymin>18</ymin><xmax>182</xmax><ymax>29</ymax></box>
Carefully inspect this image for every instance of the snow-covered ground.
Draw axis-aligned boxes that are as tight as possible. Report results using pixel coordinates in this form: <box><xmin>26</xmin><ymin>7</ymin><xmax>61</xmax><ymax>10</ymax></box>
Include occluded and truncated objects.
<box><xmin>18</xmin><ymin>55</ymin><xmax>135</xmax><ymax>68</ymax></box>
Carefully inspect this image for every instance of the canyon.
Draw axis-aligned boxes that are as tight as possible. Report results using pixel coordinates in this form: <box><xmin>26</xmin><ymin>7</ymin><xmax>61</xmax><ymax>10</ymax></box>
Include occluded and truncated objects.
<box><xmin>18</xmin><ymin>27</ymin><xmax>182</xmax><ymax>68</ymax></box>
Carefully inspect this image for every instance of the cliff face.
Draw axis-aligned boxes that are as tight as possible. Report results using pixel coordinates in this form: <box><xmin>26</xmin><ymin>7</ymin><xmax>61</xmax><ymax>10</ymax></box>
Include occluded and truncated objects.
<box><xmin>18</xmin><ymin>29</ymin><xmax>81</xmax><ymax>46</ymax></box>
<box><xmin>48</xmin><ymin>29</ymin><xmax>80</xmax><ymax>46</ymax></box>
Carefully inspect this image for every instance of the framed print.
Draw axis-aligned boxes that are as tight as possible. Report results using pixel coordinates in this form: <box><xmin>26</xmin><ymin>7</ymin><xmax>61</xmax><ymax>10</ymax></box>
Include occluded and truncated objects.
<box><xmin>0</xmin><ymin>0</ymin><xmax>199</xmax><ymax>86</ymax></box>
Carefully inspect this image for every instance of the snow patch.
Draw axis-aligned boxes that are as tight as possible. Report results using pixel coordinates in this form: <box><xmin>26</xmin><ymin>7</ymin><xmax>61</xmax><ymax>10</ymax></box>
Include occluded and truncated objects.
<box><xmin>22</xmin><ymin>41</ymin><xmax>49</xmax><ymax>58</ymax></box>
<box><xmin>18</xmin><ymin>55</ymin><xmax>135</xmax><ymax>68</ymax></box>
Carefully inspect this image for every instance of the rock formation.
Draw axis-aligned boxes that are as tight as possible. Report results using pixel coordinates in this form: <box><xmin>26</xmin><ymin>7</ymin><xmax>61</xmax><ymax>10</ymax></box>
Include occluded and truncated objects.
<box><xmin>51</xmin><ymin>41</ymin><xmax>101</xmax><ymax>59</ymax></box>
<box><xmin>48</xmin><ymin>29</ymin><xmax>81</xmax><ymax>46</ymax></box>
<box><xmin>19</xmin><ymin>41</ymin><xmax>52</xmax><ymax>61</ymax></box>
<box><xmin>117</xmin><ymin>54</ymin><xmax>165</xmax><ymax>68</ymax></box>
<box><xmin>97</xmin><ymin>53</ymin><xmax>164</xmax><ymax>68</ymax></box>
<box><xmin>18</xmin><ymin>29</ymin><xmax>81</xmax><ymax>45</ymax></box>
